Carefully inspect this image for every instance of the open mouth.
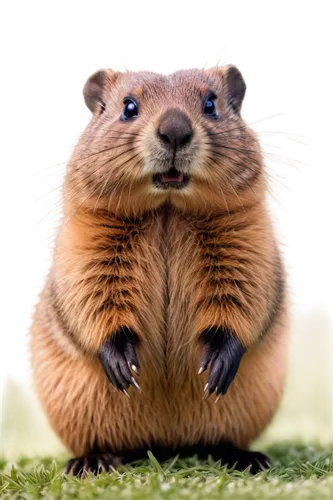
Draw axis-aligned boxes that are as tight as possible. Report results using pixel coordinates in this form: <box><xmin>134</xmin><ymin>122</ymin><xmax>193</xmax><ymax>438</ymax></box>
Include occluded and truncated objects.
<box><xmin>153</xmin><ymin>167</ymin><xmax>190</xmax><ymax>189</ymax></box>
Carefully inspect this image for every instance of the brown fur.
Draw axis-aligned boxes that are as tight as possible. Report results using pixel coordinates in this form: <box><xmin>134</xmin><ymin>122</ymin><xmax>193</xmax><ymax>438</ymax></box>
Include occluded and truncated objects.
<box><xmin>30</xmin><ymin>65</ymin><xmax>289</xmax><ymax>461</ymax></box>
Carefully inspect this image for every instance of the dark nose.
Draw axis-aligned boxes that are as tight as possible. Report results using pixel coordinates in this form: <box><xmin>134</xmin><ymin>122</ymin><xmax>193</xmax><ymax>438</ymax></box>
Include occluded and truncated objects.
<box><xmin>158</xmin><ymin>109</ymin><xmax>193</xmax><ymax>148</ymax></box>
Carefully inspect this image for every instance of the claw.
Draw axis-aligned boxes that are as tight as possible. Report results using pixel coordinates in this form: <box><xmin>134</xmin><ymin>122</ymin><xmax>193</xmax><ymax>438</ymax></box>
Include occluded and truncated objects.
<box><xmin>131</xmin><ymin>364</ymin><xmax>139</xmax><ymax>374</ymax></box>
<box><xmin>214</xmin><ymin>393</ymin><xmax>222</xmax><ymax>404</ymax></box>
<box><xmin>255</xmin><ymin>459</ymin><xmax>267</xmax><ymax>472</ymax></box>
<box><xmin>122</xmin><ymin>389</ymin><xmax>130</xmax><ymax>398</ymax></box>
<box><xmin>198</xmin><ymin>366</ymin><xmax>204</xmax><ymax>375</ymax></box>
<box><xmin>203</xmin><ymin>383</ymin><xmax>214</xmax><ymax>400</ymax></box>
<box><xmin>131</xmin><ymin>377</ymin><xmax>141</xmax><ymax>391</ymax></box>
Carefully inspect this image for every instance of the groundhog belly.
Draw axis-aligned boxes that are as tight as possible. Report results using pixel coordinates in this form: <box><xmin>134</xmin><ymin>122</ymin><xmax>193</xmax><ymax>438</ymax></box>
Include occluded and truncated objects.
<box><xmin>30</xmin><ymin>212</ymin><xmax>288</xmax><ymax>458</ymax></box>
<box><xmin>31</xmin><ymin>302</ymin><xmax>287</xmax><ymax>458</ymax></box>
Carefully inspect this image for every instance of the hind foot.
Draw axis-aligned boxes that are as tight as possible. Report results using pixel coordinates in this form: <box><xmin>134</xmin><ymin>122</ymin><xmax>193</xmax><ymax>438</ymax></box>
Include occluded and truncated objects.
<box><xmin>213</xmin><ymin>441</ymin><xmax>271</xmax><ymax>474</ymax></box>
<box><xmin>64</xmin><ymin>451</ymin><xmax>123</xmax><ymax>476</ymax></box>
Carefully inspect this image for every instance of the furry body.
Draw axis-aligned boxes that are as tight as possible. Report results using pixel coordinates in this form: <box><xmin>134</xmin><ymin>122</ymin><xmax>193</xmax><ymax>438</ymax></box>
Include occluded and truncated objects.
<box><xmin>30</xmin><ymin>65</ymin><xmax>289</xmax><ymax>473</ymax></box>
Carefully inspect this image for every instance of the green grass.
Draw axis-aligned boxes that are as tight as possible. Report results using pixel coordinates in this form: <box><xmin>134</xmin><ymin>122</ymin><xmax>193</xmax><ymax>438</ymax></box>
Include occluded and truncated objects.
<box><xmin>0</xmin><ymin>444</ymin><xmax>332</xmax><ymax>499</ymax></box>
<box><xmin>1</xmin><ymin>309</ymin><xmax>331</xmax><ymax>498</ymax></box>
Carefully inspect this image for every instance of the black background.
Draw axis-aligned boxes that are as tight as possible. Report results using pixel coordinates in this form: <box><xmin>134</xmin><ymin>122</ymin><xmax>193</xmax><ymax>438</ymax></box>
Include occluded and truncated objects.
<box><xmin>7</xmin><ymin>35</ymin><xmax>326</xmax><ymax>376</ymax></box>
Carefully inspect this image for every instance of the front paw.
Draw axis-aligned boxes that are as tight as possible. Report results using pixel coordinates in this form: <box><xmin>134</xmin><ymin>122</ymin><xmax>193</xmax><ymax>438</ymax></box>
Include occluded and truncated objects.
<box><xmin>198</xmin><ymin>326</ymin><xmax>246</xmax><ymax>397</ymax></box>
<box><xmin>99</xmin><ymin>327</ymin><xmax>140</xmax><ymax>395</ymax></box>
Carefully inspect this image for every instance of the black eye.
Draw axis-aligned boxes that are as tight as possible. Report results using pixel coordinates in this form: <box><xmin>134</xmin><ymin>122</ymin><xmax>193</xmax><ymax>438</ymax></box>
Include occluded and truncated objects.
<box><xmin>203</xmin><ymin>95</ymin><xmax>217</xmax><ymax>117</ymax></box>
<box><xmin>122</xmin><ymin>98</ymin><xmax>139</xmax><ymax>120</ymax></box>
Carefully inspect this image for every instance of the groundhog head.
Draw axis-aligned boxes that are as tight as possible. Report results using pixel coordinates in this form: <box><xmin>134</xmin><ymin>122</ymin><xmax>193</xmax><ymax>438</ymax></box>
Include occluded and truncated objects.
<box><xmin>66</xmin><ymin>66</ymin><xmax>264</xmax><ymax>216</ymax></box>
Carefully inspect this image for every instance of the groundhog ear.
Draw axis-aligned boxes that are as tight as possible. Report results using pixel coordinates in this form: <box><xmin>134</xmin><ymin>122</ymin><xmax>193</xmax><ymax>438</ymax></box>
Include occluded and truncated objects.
<box><xmin>83</xmin><ymin>69</ymin><xmax>119</xmax><ymax>113</ymax></box>
<box><xmin>224</xmin><ymin>65</ymin><xmax>246</xmax><ymax>113</ymax></box>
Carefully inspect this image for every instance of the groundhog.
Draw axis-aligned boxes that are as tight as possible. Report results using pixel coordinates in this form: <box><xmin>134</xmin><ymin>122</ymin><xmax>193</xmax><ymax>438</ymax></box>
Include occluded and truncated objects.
<box><xmin>30</xmin><ymin>64</ymin><xmax>289</xmax><ymax>475</ymax></box>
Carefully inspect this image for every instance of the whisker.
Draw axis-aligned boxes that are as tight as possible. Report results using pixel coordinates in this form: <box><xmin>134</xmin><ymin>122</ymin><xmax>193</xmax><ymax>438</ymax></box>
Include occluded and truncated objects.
<box><xmin>262</xmin><ymin>152</ymin><xmax>303</xmax><ymax>171</ymax></box>
<box><xmin>74</xmin><ymin>135</ymin><xmax>139</xmax><ymax>143</ymax></box>
<box><xmin>205</xmin><ymin>143</ymin><xmax>311</xmax><ymax>171</ymax></box>
<box><xmin>63</xmin><ymin>191</ymin><xmax>97</xmax><ymax>229</ymax></box>
<box><xmin>24</xmin><ymin>188</ymin><xmax>54</xmax><ymax>212</ymax></box>
<box><xmin>256</xmin><ymin>129</ymin><xmax>311</xmax><ymax>148</ymax></box>
<box><xmin>205</xmin><ymin>141</ymin><xmax>305</xmax><ymax>171</ymax></box>
<box><xmin>204</xmin><ymin>133</ymin><xmax>311</xmax><ymax>168</ymax></box>
<box><xmin>255</xmin><ymin>139</ymin><xmax>308</xmax><ymax>181</ymax></box>
<box><xmin>204</xmin><ymin>151</ymin><xmax>266</xmax><ymax>186</ymax></box>
<box><xmin>106</xmin><ymin>130</ymin><xmax>143</xmax><ymax>138</ymax></box>
<box><xmin>40</xmin><ymin>173</ymin><xmax>57</xmax><ymax>180</ymax></box>
<box><xmin>64</xmin><ymin>145</ymin><xmax>141</xmax><ymax>212</ymax></box>
<box><xmin>76</xmin><ymin>141</ymin><xmax>135</xmax><ymax>160</ymax></box>
<box><xmin>202</xmin><ymin>125</ymin><xmax>246</xmax><ymax>135</ymax></box>
<box><xmin>70</xmin><ymin>130</ymin><xmax>143</xmax><ymax>139</ymax></box>
<box><xmin>113</xmin><ymin>153</ymin><xmax>142</xmax><ymax>181</ymax></box>
<box><xmin>207</xmin><ymin>149</ymin><xmax>262</xmax><ymax>185</ymax></box>
<box><xmin>205</xmin><ymin>141</ymin><xmax>258</xmax><ymax>157</ymax></box>
<box><xmin>256</xmin><ymin>128</ymin><xmax>311</xmax><ymax>140</ymax></box>
<box><xmin>208</xmin><ymin>151</ymin><xmax>262</xmax><ymax>198</ymax></box>
<box><xmin>65</xmin><ymin>163</ymin><xmax>116</xmax><ymax>202</ymax></box>
<box><xmin>32</xmin><ymin>207</ymin><xmax>51</xmax><ymax>231</ymax></box>
<box><xmin>248</xmin><ymin>112</ymin><xmax>285</xmax><ymax>126</ymax></box>
<box><xmin>205</xmin><ymin>143</ymin><xmax>295</xmax><ymax>205</ymax></box>
<box><xmin>258</xmin><ymin>142</ymin><xmax>281</xmax><ymax>150</ymax></box>
<box><xmin>204</xmin><ymin>147</ymin><xmax>238</xmax><ymax>165</ymax></box>
<box><xmin>264</xmin><ymin>150</ymin><xmax>308</xmax><ymax>166</ymax></box>
<box><xmin>205</xmin><ymin>130</ymin><xmax>311</xmax><ymax>170</ymax></box>
<box><xmin>29</xmin><ymin>160</ymin><xmax>70</xmax><ymax>177</ymax></box>
<box><xmin>276</xmin><ymin>172</ymin><xmax>296</xmax><ymax>194</ymax></box>
<box><xmin>213</xmin><ymin>151</ymin><xmax>295</xmax><ymax>192</ymax></box>
<box><xmin>240</xmin><ymin>177</ymin><xmax>261</xmax><ymax>202</ymax></box>
<box><xmin>215</xmin><ymin>43</ymin><xmax>228</xmax><ymax>65</ymax></box>
<box><xmin>95</xmin><ymin>152</ymin><xmax>143</xmax><ymax>213</ymax></box>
